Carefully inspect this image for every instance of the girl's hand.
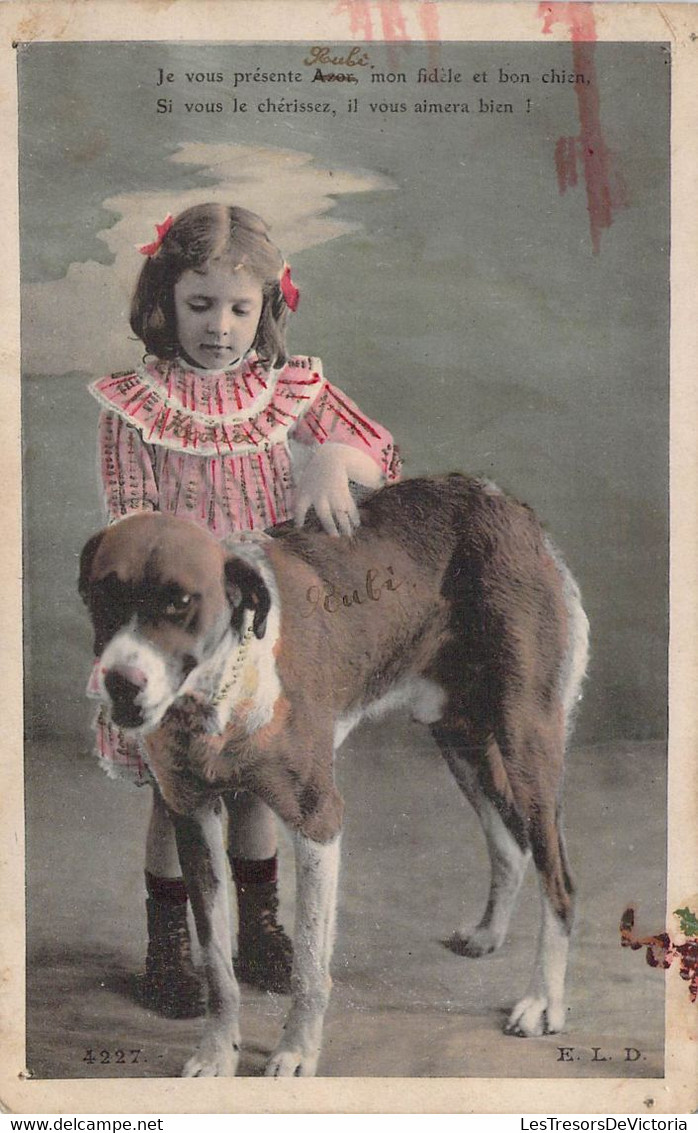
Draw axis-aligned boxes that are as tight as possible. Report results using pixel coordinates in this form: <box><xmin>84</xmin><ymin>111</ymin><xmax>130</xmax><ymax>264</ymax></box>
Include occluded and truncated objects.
<box><xmin>294</xmin><ymin>443</ymin><xmax>382</xmax><ymax>537</ymax></box>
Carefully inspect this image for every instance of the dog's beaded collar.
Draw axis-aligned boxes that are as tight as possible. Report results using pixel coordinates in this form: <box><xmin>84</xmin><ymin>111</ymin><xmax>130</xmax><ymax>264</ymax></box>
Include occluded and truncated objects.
<box><xmin>180</xmin><ymin>623</ymin><xmax>256</xmax><ymax>734</ymax></box>
<box><xmin>209</xmin><ymin>624</ymin><xmax>255</xmax><ymax>712</ymax></box>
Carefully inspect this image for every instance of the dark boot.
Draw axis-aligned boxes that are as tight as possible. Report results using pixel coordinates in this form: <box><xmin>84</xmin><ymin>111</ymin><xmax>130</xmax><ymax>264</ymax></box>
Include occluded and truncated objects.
<box><xmin>233</xmin><ymin>857</ymin><xmax>293</xmax><ymax>994</ymax></box>
<box><xmin>141</xmin><ymin>878</ymin><xmax>206</xmax><ymax>1018</ymax></box>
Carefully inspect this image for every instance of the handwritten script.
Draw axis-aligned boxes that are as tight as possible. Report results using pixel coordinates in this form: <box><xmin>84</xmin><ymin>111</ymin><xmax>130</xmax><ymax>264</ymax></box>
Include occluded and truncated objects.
<box><xmin>304</xmin><ymin>565</ymin><xmax>402</xmax><ymax>616</ymax></box>
<box><xmin>303</xmin><ymin>46</ymin><xmax>371</xmax><ymax>68</ymax></box>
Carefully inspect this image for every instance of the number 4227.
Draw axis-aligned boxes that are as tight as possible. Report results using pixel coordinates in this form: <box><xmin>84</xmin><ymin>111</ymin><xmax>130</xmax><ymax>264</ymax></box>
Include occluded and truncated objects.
<box><xmin>83</xmin><ymin>1049</ymin><xmax>144</xmax><ymax>1065</ymax></box>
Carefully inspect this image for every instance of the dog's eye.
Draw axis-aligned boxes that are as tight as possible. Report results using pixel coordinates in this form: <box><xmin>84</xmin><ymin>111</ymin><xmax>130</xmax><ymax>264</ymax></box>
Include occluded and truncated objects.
<box><xmin>165</xmin><ymin>593</ymin><xmax>192</xmax><ymax>617</ymax></box>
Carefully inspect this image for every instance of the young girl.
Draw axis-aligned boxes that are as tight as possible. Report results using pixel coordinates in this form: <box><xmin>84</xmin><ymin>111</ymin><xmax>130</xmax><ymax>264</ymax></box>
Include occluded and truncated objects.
<box><xmin>88</xmin><ymin>203</ymin><xmax>400</xmax><ymax>1016</ymax></box>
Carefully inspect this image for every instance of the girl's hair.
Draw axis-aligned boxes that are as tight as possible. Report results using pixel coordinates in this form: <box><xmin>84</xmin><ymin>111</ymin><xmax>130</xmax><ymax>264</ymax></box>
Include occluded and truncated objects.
<box><xmin>130</xmin><ymin>203</ymin><xmax>290</xmax><ymax>366</ymax></box>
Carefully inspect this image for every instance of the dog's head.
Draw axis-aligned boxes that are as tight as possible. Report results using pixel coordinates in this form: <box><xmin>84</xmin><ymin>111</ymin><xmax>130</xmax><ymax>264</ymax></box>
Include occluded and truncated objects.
<box><xmin>79</xmin><ymin>513</ymin><xmax>271</xmax><ymax>733</ymax></box>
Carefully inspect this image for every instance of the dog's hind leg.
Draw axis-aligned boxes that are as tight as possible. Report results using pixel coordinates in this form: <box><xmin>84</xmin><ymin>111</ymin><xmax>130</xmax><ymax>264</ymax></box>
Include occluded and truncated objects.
<box><xmin>496</xmin><ymin>549</ymin><xmax>586</xmax><ymax>1036</ymax></box>
<box><xmin>171</xmin><ymin>801</ymin><xmax>241</xmax><ymax>1077</ymax></box>
<box><xmin>433</xmin><ymin>728</ymin><xmax>531</xmax><ymax>957</ymax></box>
<box><xmin>504</xmin><ymin>848</ymin><xmax>572</xmax><ymax>1038</ymax></box>
<box><xmin>494</xmin><ymin>711</ymin><xmax>574</xmax><ymax>1038</ymax></box>
<box><xmin>266</xmin><ymin>832</ymin><xmax>341</xmax><ymax>1078</ymax></box>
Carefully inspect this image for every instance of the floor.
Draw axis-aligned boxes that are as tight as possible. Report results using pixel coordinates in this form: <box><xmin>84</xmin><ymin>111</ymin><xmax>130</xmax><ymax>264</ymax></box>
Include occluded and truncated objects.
<box><xmin>24</xmin><ymin>718</ymin><xmax>666</xmax><ymax>1080</ymax></box>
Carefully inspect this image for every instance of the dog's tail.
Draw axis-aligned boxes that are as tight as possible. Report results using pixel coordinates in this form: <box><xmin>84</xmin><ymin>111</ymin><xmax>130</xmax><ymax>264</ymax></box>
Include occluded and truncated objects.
<box><xmin>545</xmin><ymin>537</ymin><xmax>590</xmax><ymax>744</ymax></box>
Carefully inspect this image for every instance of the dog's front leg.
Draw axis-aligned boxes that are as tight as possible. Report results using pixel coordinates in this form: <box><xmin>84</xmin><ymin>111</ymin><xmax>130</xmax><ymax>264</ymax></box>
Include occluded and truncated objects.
<box><xmin>265</xmin><ymin>832</ymin><xmax>341</xmax><ymax>1078</ymax></box>
<box><xmin>171</xmin><ymin>802</ymin><xmax>241</xmax><ymax>1077</ymax></box>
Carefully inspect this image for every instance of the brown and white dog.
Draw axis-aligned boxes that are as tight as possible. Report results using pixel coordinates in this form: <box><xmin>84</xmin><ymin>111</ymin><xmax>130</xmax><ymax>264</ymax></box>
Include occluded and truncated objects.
<box><xmin>79</xmin><ymin>475</ymin><xmax>589</xmax><ymax>1077</ymax></box>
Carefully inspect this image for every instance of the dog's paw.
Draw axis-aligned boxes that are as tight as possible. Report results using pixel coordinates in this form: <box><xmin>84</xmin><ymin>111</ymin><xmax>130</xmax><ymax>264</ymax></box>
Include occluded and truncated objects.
<box><xmin>164</xmin><ymin>694</ymin><xmax>216</xmax><ymax>735</ymax></box>
<box><xmin>505</xmin><ymin>996</ymin><xmax>565</xmax><ymax>1037</ymax></box>
<box><xmin>264</xmin><ymin>1046</ymin><xmax>319</xmax><ymax>1078</ymax></box>
<box><xmin>182</xmin><ymin>1039</ymin><xmax>240</xmax><ymax>1078</ymax></box>
<box><xmin>443</xmin><ymin>926</ymin><xmax>504</xmax><ymax>958</ymax></box>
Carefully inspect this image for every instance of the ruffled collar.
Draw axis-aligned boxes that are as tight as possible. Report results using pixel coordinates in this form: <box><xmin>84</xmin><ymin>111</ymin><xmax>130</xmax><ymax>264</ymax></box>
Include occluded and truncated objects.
<box><xmin>90</xmin><ymin>353</ymin><xmax>324</xmax><ymax>456</ymax></box>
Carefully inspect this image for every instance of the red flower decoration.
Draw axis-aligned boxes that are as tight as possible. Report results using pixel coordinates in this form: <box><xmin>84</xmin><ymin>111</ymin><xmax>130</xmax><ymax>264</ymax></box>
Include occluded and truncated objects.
<box><xmin>280</xmin><ymin>264</ymin><xmax>300</xmax><ymax>311</ymax></box>
<box><xmin>138</xmin><ymin>214</ymin><xmax>174</xmax><ymax>257</ymax></box>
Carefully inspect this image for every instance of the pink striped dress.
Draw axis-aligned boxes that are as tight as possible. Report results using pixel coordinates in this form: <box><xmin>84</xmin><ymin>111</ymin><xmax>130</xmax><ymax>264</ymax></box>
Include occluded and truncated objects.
<box><xmin>88</xmin><ymin>352</ymin><xmax>400</xmax><ymax>783</ymax></box>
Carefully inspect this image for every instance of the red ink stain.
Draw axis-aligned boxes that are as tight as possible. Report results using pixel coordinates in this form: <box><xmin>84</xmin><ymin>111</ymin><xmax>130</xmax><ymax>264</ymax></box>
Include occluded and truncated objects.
<box><xmin>335</xmin><ymin>0</ymin><xmax>441</xmax><ymax>66</ymax></box>
<box><xmin>335</xmin><ymin>0</ymin><xmax>375</xmax><ymax>39</ymax></box>
<box><xmin>418</xmin><ymin>1</ymin><xmax>441</xmax><ymax>68</ymax></box>
<box><xmin>418</xmin><ymin>0</ymin><xmax>440</xmax><ymax>42</ymax></box>
<box><xmin>621</xmin><ymin>907</ymin><xmax>698</xmax><ymax>1004</ymax></box>
<box><xmin>540</xmin><ymin>1</ymin><xmax>597</xmax><ymax>42</ymax></box>
<box><xmin>380</xmin><ymin>0</ymin><xmax>410</xmax><ymax>68</ymax></box>
<box><xmin>380</xmin><ymin>0</ymin><xmax>409</xmax><ymax>43</ymax></box>
<box><xmin>540</xmin><ymin>2</ymin><xmax>628</xmax><ymax>255</ymax></box>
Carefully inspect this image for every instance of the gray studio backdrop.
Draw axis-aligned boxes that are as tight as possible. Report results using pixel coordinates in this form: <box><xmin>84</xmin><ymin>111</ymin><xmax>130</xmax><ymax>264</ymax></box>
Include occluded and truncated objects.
<box><xmin>20</xmin><ymin>40</ymin><xmax>669</xmax><ymax>750</ymax></box>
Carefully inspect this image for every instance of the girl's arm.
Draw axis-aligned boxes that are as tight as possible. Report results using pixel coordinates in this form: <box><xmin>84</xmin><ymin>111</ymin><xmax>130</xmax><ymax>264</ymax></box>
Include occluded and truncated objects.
<box><xmin>98</xmin><ymin>410</ymin><xmax>160</xmax><ymax>522</ymax></box>
<box><xmin>290</xmin><ymin>378</ymin><xmax>401</xmax><ymax>536</ymax></box>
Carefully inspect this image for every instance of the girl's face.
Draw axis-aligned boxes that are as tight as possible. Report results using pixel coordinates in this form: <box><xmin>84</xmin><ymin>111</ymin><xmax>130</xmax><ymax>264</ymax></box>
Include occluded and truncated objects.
<box><xmin>173</xmin><ymin>262</ymin><xmax>265</xmax><ymax>370</ymax></box>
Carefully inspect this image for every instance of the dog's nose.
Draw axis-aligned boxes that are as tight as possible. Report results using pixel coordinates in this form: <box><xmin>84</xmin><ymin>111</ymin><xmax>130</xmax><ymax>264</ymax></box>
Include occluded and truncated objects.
<box><xmin>105</xmin><ymin>663</ymin><xmax>148</xmax><ymax>694</ymax></box>
<box><xmin>104</xmin><ymin>665</ymin><xmax>148</xmax><ymax>727</ymax></box>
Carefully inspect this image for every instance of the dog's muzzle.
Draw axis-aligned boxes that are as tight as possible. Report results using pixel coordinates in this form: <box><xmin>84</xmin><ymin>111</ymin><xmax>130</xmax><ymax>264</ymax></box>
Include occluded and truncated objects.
<box><xmin>103</xmin><ymin>663</ymin><xmax>149</xmax><ymax>729</ymax></box>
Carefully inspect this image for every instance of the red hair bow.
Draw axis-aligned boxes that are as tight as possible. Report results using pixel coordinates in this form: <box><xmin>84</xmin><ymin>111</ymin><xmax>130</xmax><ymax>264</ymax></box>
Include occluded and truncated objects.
<box><xmin>138</xmin><ymin>214</ymin><xmax>174</xmax><ymax>257</ymax></box>
<box><xmin>280</xmin><ymin>264</ymin><xmax>300</xmax><ymax>311</ymax></box>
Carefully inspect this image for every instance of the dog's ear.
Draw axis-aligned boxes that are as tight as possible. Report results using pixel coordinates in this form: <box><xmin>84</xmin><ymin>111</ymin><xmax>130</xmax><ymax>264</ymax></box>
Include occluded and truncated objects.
<box><xmin>78</xmin><ymin>530</ymin><xmax>106</xmax><ymax>604</ymax></box>
<box><xmin>224</xmin><ymin>555</ymin><xmax>271</xmax><ymax>639</ymax></box>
